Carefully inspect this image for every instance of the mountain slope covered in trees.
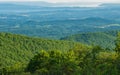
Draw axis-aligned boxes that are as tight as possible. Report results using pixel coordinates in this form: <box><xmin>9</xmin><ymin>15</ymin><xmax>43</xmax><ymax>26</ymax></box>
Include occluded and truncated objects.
<box><xmin>0</xmin><ymin>32</ymin><xmax>120</xmax><ymax>75</ymax></box>
<box><xmin>0</xmin><ymin>32</ymin><xmax>88</xmax><ymax>68</ymax></box>
<box><xmin>61</xmin><ymin>32</ymin><xmax>117</xmax><ymax>49</ymax></box>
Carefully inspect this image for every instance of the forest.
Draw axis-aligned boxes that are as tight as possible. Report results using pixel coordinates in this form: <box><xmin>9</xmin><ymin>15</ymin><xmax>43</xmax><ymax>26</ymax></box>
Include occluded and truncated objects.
<box><xmin>61</xmin><ymin>31</ymin><xmax>119</xmax><ymax>49</ymax></box>
<box><xmin>0</xmin><ymin>2</ymin><xmax>120</xmax><ymax>75</ymax></box>
<box><xmin>0</xmin><ymin>32</ymin><xmax>120</xmax><ymax>75</ymax></box>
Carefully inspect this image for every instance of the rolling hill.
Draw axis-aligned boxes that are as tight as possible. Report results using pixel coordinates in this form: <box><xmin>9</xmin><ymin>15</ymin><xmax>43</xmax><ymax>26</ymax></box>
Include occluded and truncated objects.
<box><xmin>1</xmin><ymin>16</ymin><xmax>119</xmax><ymax>39</ymax></box>
<box><xmin>0</xmin><ymin>32</ymin><xmax>88</xmax><ymax>68</ymax></box>
<box><xmin>61</xmin><ymin>31</ymin><xmax>117</xmax><ymax>49</ymax></box>
<box><xmin>0</xmin><ymin>2</ymin><xmax>120</xmax><ymax>39</ymax></box>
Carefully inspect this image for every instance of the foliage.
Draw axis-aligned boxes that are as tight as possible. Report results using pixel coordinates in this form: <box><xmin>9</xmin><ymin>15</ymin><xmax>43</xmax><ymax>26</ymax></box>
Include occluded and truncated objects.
<box><xmin>26</xmin><ymin>46</ymin><xmax>119</xmax><ymax>75</ymax></box>
<box><xmin>0</xmin><ymin>32</ymin><xmax>120</xmax><ymax>75</ymax></box>
<box><xmin>26</xmin><ymin>50</ymin><xmax>80</xmax><ymax>75</ymax></box>
<box><xmin>61</xmin><ymin>32</ymin><xmax>116</xmax><ymax>49</ymax></box>
<box><xmin>0</xmin><ymin>32</ymin><xmax>88</xmax><ymax>73</ymax></box>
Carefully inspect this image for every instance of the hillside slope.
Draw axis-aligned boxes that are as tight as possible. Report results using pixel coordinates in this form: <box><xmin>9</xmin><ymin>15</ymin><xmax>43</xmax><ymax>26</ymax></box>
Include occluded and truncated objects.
<box><xmin>61</xmin><ymin>32</ymin><xmax>116</xmax><ymax>49</ymax></box>
<box><xmin>0</xmin><ymin>33</ymin><xmax>88</xmax><ymax>68</ymax></box>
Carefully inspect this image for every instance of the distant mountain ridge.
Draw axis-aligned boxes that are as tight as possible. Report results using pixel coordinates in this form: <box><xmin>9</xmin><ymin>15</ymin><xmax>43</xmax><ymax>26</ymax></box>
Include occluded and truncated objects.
<box><xmin>100</xmin><ymin>3</ymin><xmax>120</xmax><ymax>7</ymax></box>
<box><xmin>0</xmin><ymin>2</ymin><xmax>39</xmax><ymax>9</ymax></box>
<box><xmin>13</xmin><ymin>2</ymin><xmax>120</xmax><ymax>7</ymax></box>
<box><xmin>0</xmin><ymin>1</ymin><xmax>120</xmax><ymax>7</ymax></box>
<box><xmin>61</xmin><ymin>31</ymin><xmax>118</xmax><ymax>49</ymax></box>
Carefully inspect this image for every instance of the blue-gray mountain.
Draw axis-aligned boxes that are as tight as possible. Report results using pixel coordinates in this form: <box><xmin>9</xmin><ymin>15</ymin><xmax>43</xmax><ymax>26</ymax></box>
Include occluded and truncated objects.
<box><xmin>0</xmin><ymin>2</ymin><xmax>120</xmax><ymax>46</ymax></box>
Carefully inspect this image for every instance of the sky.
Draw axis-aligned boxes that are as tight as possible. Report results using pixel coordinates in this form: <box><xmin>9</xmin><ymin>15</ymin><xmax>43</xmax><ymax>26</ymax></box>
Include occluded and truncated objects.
<box><xmin>0</xmin><ymin>0</ymin><xmax>119</xmax><ymax>3</ymax></box>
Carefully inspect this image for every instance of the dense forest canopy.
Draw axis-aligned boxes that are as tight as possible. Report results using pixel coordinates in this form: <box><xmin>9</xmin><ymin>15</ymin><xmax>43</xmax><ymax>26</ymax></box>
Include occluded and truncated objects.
<box><xmin>0</xmin><ymin>2</ymin><xmax>120</xmax><ymax>75</ymax></box>
<box><xmin>61</xmin><ymin>31</ymin><xmax>117</xmax><ymax>49</ymax></box>
<box><xmin>0</xmin><ymin>32</ymin><xmax>120</xmax><ymax>75</ymax></box>
<box><xmin>0</xmin><ymin>33</ymin><xmax>88</xmax><ymax>68</ymax></box>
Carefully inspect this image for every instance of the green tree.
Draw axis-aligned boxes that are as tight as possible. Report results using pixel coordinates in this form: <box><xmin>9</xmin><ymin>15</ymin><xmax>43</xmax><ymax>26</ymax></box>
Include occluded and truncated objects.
<box><xmin>115</xmin><ymin>32</ymin><xmax>120</xmax><ymax>54</ymax></box>
<box><xmin>26</xmin><ymin>50</ymin><xmax>49</xmax><ymax>73</ymax></box>
<box><xmin>115</xmin><ymin>32</ymin><xmax>120</xmax><ymax>73</ymax></box>
<box><xmin>26</xmin><ymin>50</ymin><xmax>81</xmax><ymax>75</ymax></box>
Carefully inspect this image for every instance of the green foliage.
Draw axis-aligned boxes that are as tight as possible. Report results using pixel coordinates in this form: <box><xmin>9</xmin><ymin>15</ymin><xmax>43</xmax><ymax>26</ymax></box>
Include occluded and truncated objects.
<box><xmin>61</xmin><ymin>32</ymin><xmax>116</xmax><ymax>49</ymax></box>
<box><xmin>26</xmin><ymin>50</ymin><xmax>49</xmax><ymax>73</ymax></box>
<box><xmin>1</xmin><ymin>32</ymin><xmax>120</xmax><ymax>75</ymax></box>
<box><xmin>115</xmin><ymin>32</ymin><xmax>120</xmax><ymax>74</ymax></box>
<box><xmin>26</xmin><ymin>46</ymin><xmax>119</xmax><ymax>75</ymax></box>
<box><xmin>115</xmin><ymin>32</ymin><xmax>120</xmax><ymax>53</ymax></box>
<box><xmin>26</xmin><ymin>50</ymin><xmax>81</xmax><ymax>75</ymax></box>
<box><xmin>0</xmin><ymin>32</ymin><xmax>88</xmax><ymax>73</ymax></box>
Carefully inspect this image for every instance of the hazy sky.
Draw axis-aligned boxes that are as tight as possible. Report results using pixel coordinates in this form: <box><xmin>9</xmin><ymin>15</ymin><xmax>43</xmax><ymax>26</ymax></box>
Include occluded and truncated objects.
<box><xmin>0</xmin><ymin>0</ymin><xmax>119</xmax><ymax>3</ymax></box>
